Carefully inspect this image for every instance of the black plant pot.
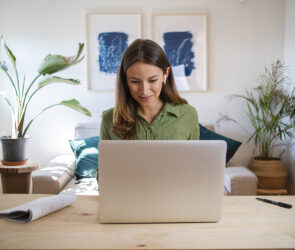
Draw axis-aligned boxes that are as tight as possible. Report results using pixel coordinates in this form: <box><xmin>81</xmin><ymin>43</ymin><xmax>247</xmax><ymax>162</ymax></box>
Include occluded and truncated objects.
<box><xmin>0</xmin><ymin>136</ymin><xmax>29</xmax><ymax>164</ymax></box>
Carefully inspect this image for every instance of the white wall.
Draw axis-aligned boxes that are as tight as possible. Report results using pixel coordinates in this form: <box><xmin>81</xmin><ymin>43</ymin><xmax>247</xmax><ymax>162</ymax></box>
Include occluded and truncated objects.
<box><xmin>0</xmin><ymin>0</ymin><xmax>287</xmax><ymax>183</ymax></box>
<box><xmin>283</xmin><ymin>0</ymin><xmax>295</xmax><ymax>194</ymax></box>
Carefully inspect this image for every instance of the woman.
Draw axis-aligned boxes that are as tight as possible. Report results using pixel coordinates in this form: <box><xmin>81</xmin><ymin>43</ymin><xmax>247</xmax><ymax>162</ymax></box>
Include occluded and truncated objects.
<box><xmin>100</xmin><ymin>39</ymin><xmax>199</xmax><ymax>140</ymax></box>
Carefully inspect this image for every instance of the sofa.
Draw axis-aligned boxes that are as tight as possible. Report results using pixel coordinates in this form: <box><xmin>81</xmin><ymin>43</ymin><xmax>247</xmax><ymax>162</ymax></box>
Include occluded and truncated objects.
<box><xmin>32</xmin><ymin>122</ymin><xmax>257</xmax><ymax>195</ymax></box>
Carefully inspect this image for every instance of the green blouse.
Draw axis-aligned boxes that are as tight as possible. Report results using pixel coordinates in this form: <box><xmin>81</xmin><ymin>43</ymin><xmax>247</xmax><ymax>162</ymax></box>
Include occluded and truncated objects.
<box><xmin>99</xmin><ymin>102</ymin><xmax>200</xmax><ymax>140</ymax></box>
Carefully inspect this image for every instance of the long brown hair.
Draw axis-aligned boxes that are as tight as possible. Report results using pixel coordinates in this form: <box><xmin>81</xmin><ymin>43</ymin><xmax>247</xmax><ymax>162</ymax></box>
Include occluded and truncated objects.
<box><xmin>112</xmin><ymin>39</ymin><xmax>187</xmax><ymax>139</ymax></box>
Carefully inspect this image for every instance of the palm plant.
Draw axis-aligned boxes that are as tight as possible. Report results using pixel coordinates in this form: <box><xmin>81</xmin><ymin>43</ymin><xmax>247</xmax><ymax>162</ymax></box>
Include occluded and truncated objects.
<box><xmin>228</xmin><ymin>60</ymin><xmax>295</xmax><ymax>160</ymax></box>
<box><xmin>0</xmin><ymin>37</ymin><xmax>91</xmax><ymax>138</ymax></box>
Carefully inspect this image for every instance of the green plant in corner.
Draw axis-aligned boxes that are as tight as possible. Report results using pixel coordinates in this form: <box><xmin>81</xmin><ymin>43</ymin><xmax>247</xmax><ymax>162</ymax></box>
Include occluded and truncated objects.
<box><xmin>222</xmin><ymin>60</ymin><xmax>295</xmax><ymax>160</ymax></box>
<box><xmin>233</xmin><ymin>60</ymin><xmax>295</xmax><ymax>160</ymax></box>
<box><xmin>0</xmin><ymin>37</ymin><xmax>91</xmax><ymax>139</ymax></box>
<box><xmin>218</xmin><ymin>60</ymin><xmax>295</xmax><ymax>192</ymax></box>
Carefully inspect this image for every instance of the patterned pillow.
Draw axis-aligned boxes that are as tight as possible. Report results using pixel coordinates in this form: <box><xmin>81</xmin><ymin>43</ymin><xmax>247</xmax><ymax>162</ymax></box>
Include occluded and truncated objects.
<box><xmin>69</xmin><ymin>136</ymin><xmax>99</xmax><ymax>179</ymax></box>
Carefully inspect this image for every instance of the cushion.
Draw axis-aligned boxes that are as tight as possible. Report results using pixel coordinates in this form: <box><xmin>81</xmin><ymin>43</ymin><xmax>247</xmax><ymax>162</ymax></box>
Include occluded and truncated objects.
<box><xmin>199</xmin><ymin>124</ymin><xmax>241</xmax><ymax>163</ymax></box>
<box><xmin>224</xmin><ymin>166</ymin><xmax>258</xmax><ymax>195</ymax></box>
<box><xmin>69</xmin><ymin>136</ymin><xmax>99</xmax><ymax>179</ymax></box>
<box><xmin>32</xmin><ymin>155</ymin><xmax>76</xmax><ymax>194</ymax></box>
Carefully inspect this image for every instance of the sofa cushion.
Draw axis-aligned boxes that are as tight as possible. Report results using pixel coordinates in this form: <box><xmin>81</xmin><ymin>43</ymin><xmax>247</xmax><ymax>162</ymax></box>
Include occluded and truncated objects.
<box><xmin>69</xmin><ymin>136</ymin><xmax>99</xmax><ymax>179</ymax></box>
<box><xmin>32</xmin><ymin>155</ymin><xmax>76</xmax><ymax>194</ymax></box>
<box><xmin>75</xmin><ymin>122</ymin><xmax>99</xmax><ymax>139</ymax></box>
<box><xmin>199</xmin><ymin>124</ymin><xmax>242</xmax><ymax>163</ymax></box>
<box><xmin>224</xmin><ymin>166</ymin><xmax>258</xmax><ymax>195</ymax></box>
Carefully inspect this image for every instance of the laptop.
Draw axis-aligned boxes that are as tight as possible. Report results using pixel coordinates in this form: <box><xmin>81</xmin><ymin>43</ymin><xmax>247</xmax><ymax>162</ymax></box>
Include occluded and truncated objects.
<box><xmin>98</xmin><ymin>140</ymin><xmax>226</xmax><ymax>223</ymax></box>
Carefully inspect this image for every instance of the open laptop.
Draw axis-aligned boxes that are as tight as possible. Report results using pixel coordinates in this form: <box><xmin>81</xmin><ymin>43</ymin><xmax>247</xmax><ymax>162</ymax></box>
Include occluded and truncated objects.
<box><xmin>98</xmin><ymin>140</ymin><xmax>226</xmax><ymax>223</ymax></box>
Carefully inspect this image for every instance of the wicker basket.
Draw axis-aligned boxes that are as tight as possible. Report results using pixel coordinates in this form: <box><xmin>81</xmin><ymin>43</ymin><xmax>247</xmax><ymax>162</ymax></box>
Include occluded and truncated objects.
<box><xmin>248</xmin><ymin>157</ymin><xmax>288</xmax><ymax>189</ymax></box>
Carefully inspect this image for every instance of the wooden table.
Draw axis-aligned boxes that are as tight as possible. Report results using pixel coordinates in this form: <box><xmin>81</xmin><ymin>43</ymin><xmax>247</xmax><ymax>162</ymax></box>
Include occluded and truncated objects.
<box><xmin>0</xmin><ymin>161</ymin><xmax>38</xmax><ymax>193</ymax></box>
<box><xmin>0</xmin><ymin>195</ymin><xmax>294</xmax><ymax>250</ymax></box>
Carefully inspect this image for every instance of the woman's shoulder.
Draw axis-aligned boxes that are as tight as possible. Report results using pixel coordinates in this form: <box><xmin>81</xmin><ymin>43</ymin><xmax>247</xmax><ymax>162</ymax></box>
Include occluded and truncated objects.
<box><xmin>101</xmin><ymin>108</ymin><xmax>114</xmax><ymax>122</ymax></box>
<box><xmin>175</xmin><ymin>103</ymin><xmax>198</xmax><ymax>115</ymax></box>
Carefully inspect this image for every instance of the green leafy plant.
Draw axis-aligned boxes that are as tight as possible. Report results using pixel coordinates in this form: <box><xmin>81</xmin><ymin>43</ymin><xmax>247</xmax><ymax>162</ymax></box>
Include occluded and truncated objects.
<box><xmin>220</xmin><ymin>60</ymin><xmax>295</xmax><ymax>160</ymax></box>
<box><xmin>0</xmin><ymin>37</ymin><xmax>91</xmax><ymax>138</ymax></box>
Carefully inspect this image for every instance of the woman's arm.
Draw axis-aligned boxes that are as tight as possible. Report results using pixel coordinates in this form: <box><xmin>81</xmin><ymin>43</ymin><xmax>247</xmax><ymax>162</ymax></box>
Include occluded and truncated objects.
<box><xmin>189</xmin><ymin>108</ymin><xmax>200</xmax><ymax>140</ymax></box>
<box><xmin>99</xmin><ymin>110</ymin><xmax>113</xmax><ymax>140</ymax></box>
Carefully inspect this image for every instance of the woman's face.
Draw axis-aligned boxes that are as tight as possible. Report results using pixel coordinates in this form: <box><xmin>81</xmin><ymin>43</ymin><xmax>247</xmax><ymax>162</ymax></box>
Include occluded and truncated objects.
<box><xmin>126</xmin><ymin>61</ymin><xmax>169</xmax><ymax>109</ymax></box>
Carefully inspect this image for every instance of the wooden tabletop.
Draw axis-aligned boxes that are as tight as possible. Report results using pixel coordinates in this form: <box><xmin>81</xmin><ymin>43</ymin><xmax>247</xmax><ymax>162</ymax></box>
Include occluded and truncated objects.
<box><xmin>0</xmin><ymin>161</ymin><xmax>38</xmax><ymax>174</ymax></box>
<box><xmin>0</xmin><ymin>195</ymin><xmax>294</xmax><ymax>250</ymax></box>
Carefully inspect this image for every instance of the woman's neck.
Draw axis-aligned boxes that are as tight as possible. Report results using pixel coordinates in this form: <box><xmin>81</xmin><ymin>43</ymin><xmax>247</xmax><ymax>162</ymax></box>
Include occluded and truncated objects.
<box><xmin>138</xmin><ymin>100</ymin><xmax>164</xmax><ymax>124</ymax></box>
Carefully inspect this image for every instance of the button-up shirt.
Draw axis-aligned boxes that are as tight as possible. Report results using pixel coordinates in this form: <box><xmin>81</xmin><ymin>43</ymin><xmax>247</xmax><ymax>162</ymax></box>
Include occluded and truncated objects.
<box><xmin>99</xmin><ymin>102</ymin><xmax>199</xmax><ymax>140</ymax></box>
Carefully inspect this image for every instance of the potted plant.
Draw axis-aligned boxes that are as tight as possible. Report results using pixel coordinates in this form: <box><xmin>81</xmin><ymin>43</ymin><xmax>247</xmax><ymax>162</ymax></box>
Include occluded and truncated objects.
<box><xmin>0</xmin><ymin>37</ymin><xmax>91</xmax><ymax>165</ymax></box>
<box><xmin>223</xmin><ymin>60</ymin><xmax>295</xmax><ymax>192</ymax></box>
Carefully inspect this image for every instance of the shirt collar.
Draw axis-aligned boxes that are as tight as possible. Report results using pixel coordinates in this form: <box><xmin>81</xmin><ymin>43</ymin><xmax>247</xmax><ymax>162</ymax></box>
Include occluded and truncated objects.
<box><xmin>161</xmin><ymin>102</ymin><xmax>180</xmax><ymax>117</ymax></box>
<box><xmin>137</xmin><ymin>102</ymin><xmax>180</xmax><ymax>119</ymax></box>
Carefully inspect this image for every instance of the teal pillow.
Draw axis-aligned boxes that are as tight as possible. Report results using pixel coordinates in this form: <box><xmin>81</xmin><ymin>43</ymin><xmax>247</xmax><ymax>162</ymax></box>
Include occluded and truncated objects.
<box><xmin>69</xmin><ymin>136</ymin><xmax>99</xmax><ymax>179</ymax></box>
<box><xmin>199</xmin><ymin>124</ymin><xmax>241</xmax><ymax>163</ymax></box>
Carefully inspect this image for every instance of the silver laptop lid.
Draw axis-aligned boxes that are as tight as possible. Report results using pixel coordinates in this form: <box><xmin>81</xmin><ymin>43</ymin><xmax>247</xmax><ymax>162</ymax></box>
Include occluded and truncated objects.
<box><xmin>99</xmin><ymin>140</ymin><xmax>226</xmax><ymax>223</ymax></box>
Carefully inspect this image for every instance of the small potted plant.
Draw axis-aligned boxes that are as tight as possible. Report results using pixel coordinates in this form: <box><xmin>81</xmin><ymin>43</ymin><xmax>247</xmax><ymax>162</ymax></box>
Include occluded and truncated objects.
<box><xmin>0</xmin><ymin>37</ymin><xmax>91</xmax><ymax>165</ymax></box>
<box><xmin>222</xmin><ymin>60</ymin><xmax>295</xmax><ymax>192</ymax></box>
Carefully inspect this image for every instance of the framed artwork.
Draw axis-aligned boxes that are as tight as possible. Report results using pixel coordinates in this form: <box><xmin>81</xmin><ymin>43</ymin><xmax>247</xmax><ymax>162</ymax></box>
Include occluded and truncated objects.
<box><xmin>86</xmin><ymin>14</ymin><xmax>142</xmax><ymax>91</ymax></box>
<box><xmin>153</xmin><ymin>15</ymin><xmax>207</xmax><ymax>91</ymax></box>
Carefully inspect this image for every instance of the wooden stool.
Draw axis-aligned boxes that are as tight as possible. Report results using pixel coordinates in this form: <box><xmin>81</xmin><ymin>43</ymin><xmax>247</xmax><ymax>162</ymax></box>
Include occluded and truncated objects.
<box><xmin>0</xmin><ymin>161</ymin><xmax>38</xmax><ymax>193</ymax></box>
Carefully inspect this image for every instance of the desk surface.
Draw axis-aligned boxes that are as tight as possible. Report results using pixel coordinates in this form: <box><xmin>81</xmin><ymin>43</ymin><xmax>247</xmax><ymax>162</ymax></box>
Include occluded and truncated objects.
<box><xmin>0</xmin><ymin>195</ymin><xmax>294</xmax><ymax>250</ymax></box>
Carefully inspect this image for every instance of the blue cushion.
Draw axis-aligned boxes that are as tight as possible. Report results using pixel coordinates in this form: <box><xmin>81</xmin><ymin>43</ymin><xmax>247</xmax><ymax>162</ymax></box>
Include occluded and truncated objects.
<box><xmin>69</xmin><ymin>136</ymin><xmax>99</xmax><ymax>179</ymax></box>
<box><xmin>199</xmin><ymin>124</ymin><xmax>241</xmax><ymax>163</ymax></box>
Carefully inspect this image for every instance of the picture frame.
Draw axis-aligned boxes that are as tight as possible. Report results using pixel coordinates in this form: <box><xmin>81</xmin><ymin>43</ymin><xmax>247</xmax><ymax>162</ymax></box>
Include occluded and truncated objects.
<box><xmin>86</xmin><ymin>14</ymin><xmax>142</xmax><ymax>91</ymax></box>
<box><xmin>152</xmin><ymin>15</ymin><xmax>207</xmax><ymax>92</ymax></box>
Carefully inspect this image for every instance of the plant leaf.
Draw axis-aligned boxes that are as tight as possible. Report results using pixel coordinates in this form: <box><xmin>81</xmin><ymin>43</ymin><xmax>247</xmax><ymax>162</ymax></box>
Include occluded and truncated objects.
<box><xmin>0</xmin><ymin>62</ymin><xmax>8</xmax><ymax>71</ymax></box>
<box><xmin>38</xmin><ymin>55</ymin><xmax>68</xmax><ymax>75</ymax></box>
<box><xmin>38</xmin><ymin>76</ymin><xmax>80</xmax><ymax>88</ymax></box>
<box><xmin>60</xmin><ymin>99</ymin><xmax>91</xmax><ymax>116</ymax></box>
<box><xmin>73</xmin><ymin>43</ymin><xmax>84</xmax><ymax>62</ymax></box>
<box><xmin>38</xmin><ymin>43</ymin><xmax>84</xmax><ymax>75</ymax></box>
<box><xmin>0</xmin><ymin>91</ymin><xmax>15</xmax><ymax>115</ymax></box>
<box><xmin>22</xmin><ymin>99</ymin><xmax>91</xmax><ymax>137</ymax></box>
<box><xmin>0</xmin><ymin>37</ymin><xmax>16</xmax><ymax>67</ymax></box>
